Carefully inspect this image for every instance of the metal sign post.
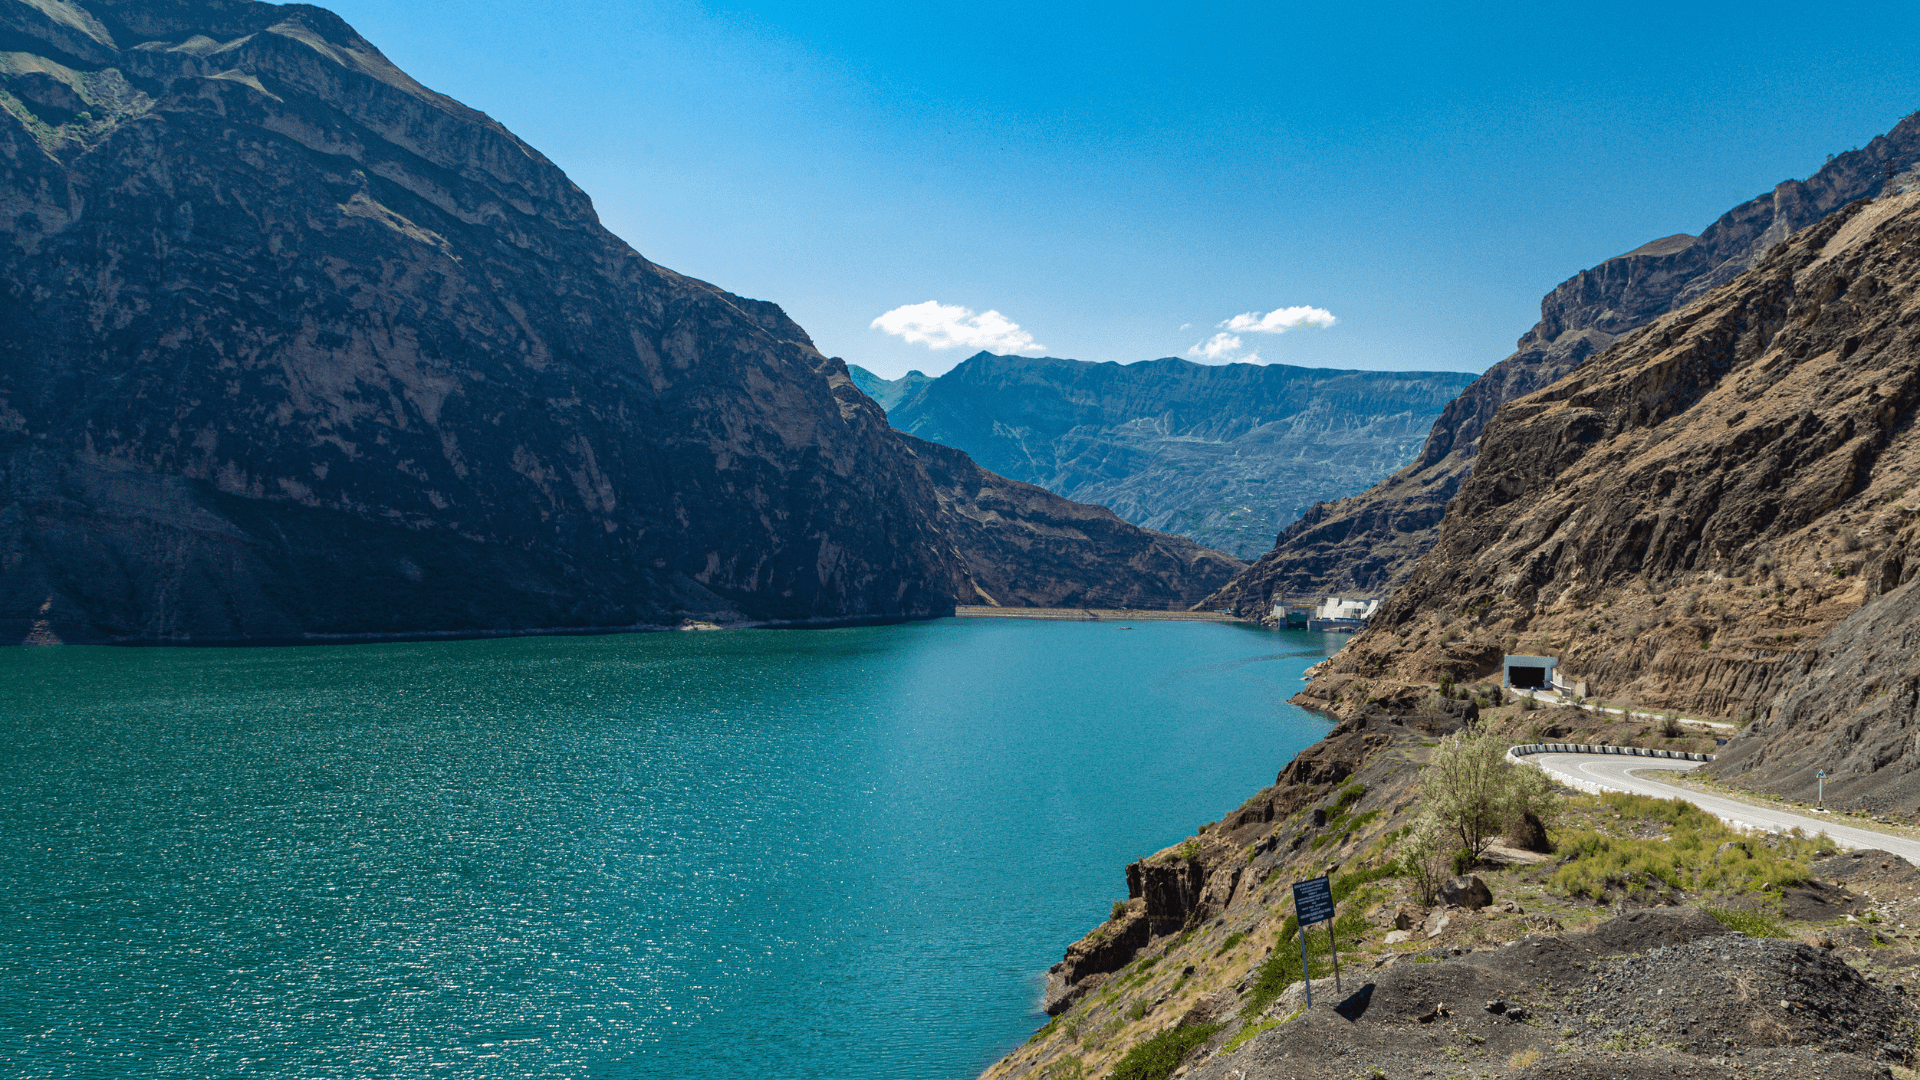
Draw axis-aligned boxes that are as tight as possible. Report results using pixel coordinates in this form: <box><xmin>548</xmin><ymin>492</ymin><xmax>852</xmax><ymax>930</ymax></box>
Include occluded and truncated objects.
<box><xmin>1296</xmin><ymin>918</ymin><xmax>1312</xmax><ymax>1008</ymax></box>
<box><xmin>1291</xmin><ymin>875</ymin><xmax>1339</xmax><ymax>1008</ymax></box>
<box><xmin>1818</xmin><ymin>770</ymin><xmax>1828</xmax><ymax>809</ymax></box>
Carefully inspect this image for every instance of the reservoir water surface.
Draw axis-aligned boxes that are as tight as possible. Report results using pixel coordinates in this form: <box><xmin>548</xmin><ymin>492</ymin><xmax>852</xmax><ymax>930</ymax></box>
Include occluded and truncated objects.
<box><xmin>0</xmin><ymin>618</ymin><xmax>1337</xmax><ymax>1078</ymax></box>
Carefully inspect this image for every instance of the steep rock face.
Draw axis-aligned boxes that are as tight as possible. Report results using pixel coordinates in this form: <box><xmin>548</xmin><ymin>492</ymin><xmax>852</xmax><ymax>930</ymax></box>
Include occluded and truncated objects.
<box><xmin>1707</xmin><ymin>572</ymin><xmax>1920</xmax><ymax>810</ymax></box>
<box><xmin>1298</xmin><ymin>191</ymin><xmax>1920</xmax><ymax>726</ymax></box>
<box><xmin>0</xmin><ymin>0</ymin><xmax>1232</xmax><ymax>642</ymax></box>
<box><xmin>853</xmin><ymin>353</ymin><xmax>1475</xmax><ymax>559</ymax></box>
<box><xmin>1208</xmin><ymin>113</ymin><xmax>1920</xmax><ymax>616</ymax></box>
<box><xmin>906</xmin><ymin>434</ymin><xmax>1244</xmax><ymax>609</ymax></box>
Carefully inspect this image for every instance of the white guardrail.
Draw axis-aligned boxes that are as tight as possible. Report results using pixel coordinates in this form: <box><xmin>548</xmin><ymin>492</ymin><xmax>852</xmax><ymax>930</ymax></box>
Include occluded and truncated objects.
<box><xmin>1505</xmin><ymin>743</ymin><xmax>1715</xmax><ymax>798</ymax></box>
<box><xmin>1508</xmin><ymin>742</ymin><xmax>1715</xmax><ymax>763</ymax></box>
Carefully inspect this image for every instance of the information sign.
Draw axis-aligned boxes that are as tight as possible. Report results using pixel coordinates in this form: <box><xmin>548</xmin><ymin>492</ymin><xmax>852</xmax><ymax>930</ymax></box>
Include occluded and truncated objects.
<box><xmin>1290</xmin><ymin>875</ymin><xmax>1341</xmax><ymax>1007</ymax></box>
<box><xmin>1292</xmin><ymin>875</ymin><xmax>1335</xmax><ymax>926</ymax></box>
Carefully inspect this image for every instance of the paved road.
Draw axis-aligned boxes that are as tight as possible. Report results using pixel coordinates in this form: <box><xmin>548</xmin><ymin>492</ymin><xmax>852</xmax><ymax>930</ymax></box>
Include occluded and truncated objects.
<box><xmin>1526</xmin><ymin>752</ymin><xmax>1920</xmax><ymax>865</ymax></box>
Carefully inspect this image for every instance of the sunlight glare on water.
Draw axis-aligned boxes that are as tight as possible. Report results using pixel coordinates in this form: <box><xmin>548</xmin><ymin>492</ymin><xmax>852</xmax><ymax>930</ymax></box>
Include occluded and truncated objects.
<box><xmin>0</xmin><ymin>618</ymin><xmax>1336</xmax><ymax>1078</ymax></box>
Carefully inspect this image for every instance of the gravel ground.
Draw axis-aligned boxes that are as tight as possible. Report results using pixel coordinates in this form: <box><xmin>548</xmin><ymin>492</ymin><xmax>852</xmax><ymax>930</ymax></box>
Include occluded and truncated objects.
<box><xmin>1189</xmin><ymin>910</ymin><xmax>1917</xmax><ymax>1079</ymax></box>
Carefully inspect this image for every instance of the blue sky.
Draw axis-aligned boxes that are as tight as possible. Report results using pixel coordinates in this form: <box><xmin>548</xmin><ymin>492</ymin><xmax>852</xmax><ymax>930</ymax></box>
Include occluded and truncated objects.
<box><xmin>327</xmin><ymin>0</ymin><xmax>1920</xmax><ymax>379</ymax></box>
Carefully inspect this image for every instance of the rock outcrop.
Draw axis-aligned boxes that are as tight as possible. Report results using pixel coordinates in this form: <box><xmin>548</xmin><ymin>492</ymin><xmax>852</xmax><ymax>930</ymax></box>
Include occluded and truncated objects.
<box><xmin>1297</xmin><ymin>189</ymin><xmax>1920</xmax><ymax>728</ymax></box>
<box><xmin>853</xmin><ymin>353</ymin><xmax>1476</xmax><ymax>558</ymax></box>
<box><xmin>0</xmin><ymin>0</ymin><xmax>1236</xmax><ymax>642</ymax></box>
<box><xmin>906</xmin><ymin>434</ymin><xmax>1243</xmax><ymax>609</ymax></box>
<box><xmin>1207</xmin><ymin>112</ymin><xmax>1920</xmax><ymax>617</ymax></box>
<box><xmin>1708</xmin><ymin>571</ymin><xmax>1920</xmax><ymax>810</ymax></box>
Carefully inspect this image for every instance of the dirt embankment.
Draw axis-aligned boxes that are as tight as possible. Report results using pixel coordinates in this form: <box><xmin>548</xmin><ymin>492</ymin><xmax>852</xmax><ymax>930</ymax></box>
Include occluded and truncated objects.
<box><xmin>981</xmin><ymin>701</ymin><xmax>1920</xmax><ymax>1080</ymax></box>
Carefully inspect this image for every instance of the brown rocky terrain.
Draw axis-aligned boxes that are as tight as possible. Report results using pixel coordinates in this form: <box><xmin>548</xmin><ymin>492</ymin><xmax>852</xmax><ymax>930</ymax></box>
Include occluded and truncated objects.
<box><xmin>0</xmin><ymin>0</ymin><xmax>1236</xmax><ymax>643</ymax></box>
<box><xmin>978</xmin><ymin>696</ymin><xmax>1920</xmax><ymax>1080</ymax></box>
<box><xmin>1708</xmin><ymin>569</ymin><xmax>1920</xmax><ymax>812</ymax></box>
<box><xmin>1295</xmin><ymin>189</ymin><xmax>1920</xmax><ymax>742</ymax></box>
<box><xmin>1206</xmin><ymin>112</ymin><xmax>1920</xmax><ymax>620</ymax></box>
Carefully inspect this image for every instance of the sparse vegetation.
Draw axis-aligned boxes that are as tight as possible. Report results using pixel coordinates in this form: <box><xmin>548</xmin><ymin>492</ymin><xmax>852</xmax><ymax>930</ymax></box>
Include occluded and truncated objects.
<box><xmin>1239</xmin><ymin>904</ymin><xmax>1371</xmax><ymax>1018</ymax></box>
<box><xmin>1703</xmin><ymin>906</ymin><xmax>1788</xmax><ymax>938</ymax></box>
<box><xmin>1104</xmin><ymin>1023</ymin><xmax>1221</xmax><ymax>1080</ymax></box>
<box><xmin>1549</xmin><ymin>792</ymin><xmax>1833</xmax><ymax>901</ymax></box>
<box><xmin>1419</xmin><ymin>720</ymin><xmax>1562</xmax><ymax>860</ymax></box>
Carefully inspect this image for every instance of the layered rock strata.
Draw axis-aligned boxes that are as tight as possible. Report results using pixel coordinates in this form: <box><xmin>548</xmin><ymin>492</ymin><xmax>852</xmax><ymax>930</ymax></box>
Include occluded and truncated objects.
<box><xmin>1297</xmin><ymin>191</ymin><xmax>1920</xmax><ymax>731</ymax></box>
<box><xmin>1208</xmin><ymin>112</ymin><xmax>1920</xmax><ymax>617</ymax></box>
<box><xmin>0</xmin><ymin>0</ymin><xmax>1236</xmax><ymax>642</ymax></box>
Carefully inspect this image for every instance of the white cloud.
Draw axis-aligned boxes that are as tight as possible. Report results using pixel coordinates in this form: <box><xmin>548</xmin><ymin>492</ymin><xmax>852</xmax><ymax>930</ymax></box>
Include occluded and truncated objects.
<box><xmin>1184</xmin><ymin>304</ymin><xmax>1335</xmax><ymax>364</ymax></box>
<box><xmin>870</xmin><ymin>301</ymin><xmax>1045</xmax><ymax>354</ymax></box>
<box><xmin>1178</xmin><ymin>322</ymin><xmax>1191</xmax><ymax>330</ymax></box>
<box><xmin>1222</xmin><ymin>306</ymin><xmax>1337</xmax><ymax>334</ymax></box>
<box><xmin>1187</xmin><ymin>332</ymin><xmax>1257</xmax><ymax>363</ymax></box>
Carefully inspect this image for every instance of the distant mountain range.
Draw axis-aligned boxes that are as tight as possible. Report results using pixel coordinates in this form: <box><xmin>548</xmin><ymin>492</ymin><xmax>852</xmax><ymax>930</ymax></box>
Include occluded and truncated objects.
<box><xmin>850</xmin><ymin>354</ymin><xmax>1477</xmax><ymax>559</ymax></box>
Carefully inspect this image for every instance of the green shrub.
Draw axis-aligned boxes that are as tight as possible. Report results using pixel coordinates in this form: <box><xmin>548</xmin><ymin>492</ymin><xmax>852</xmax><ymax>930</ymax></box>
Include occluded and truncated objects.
<box><xmin>1332</xmin><ymin>862</ymin><xmax>1397</xmax><ymax>900</ymax></box>
<box><xmin>1703</xmin><ymin>906</ymin><xmax>1787</xmax><ymax>938</ymax></box>
<box><xmin>1238</xmin><ymin>910</ymin><xmax>1368</xmax><ymax>1018</ymax></box>
<box><xmin>1215</xmin><ymin>930</ymin><xmax>1247</xmax><ymax>956</ymax></box>
<box><xmin>1041</xmin><ymin>1057</ymin><xmax>1087</xmax><ymax>1079</ymax></box>
<box><xmin>1105</xmin><ymin>1023</ymin><xmax>1222</xmax><ymax>1080</ymax></box>
<box><xmin>1111</xmin><ymin>900</ymin><xmax>1127</xmax><ymax>921</ymax></box>
<box><xmin>1550</xmin><ymin>793</ymin><xmax>1834</xmax><ymax>901</ymax></box>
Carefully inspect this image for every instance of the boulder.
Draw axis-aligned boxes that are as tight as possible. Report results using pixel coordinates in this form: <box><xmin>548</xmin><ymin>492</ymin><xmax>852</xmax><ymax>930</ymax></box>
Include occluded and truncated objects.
<box><xmin>1439</xmin><ymin>875</ymin><xmax>1493</xmax><ymax>910</ymax></box>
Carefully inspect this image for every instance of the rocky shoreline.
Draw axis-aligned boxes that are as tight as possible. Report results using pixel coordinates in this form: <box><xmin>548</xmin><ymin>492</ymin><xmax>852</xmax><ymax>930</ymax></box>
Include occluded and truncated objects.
<box><xmin>982</xmin><ymin>691</ymin><xmax>1920</xmax><ymax>1080</ymax></box>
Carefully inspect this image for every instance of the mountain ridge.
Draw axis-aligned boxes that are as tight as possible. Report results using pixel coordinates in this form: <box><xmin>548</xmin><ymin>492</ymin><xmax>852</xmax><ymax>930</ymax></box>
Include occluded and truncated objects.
<box><xmin>1207</xmin><ymin>111</ymin><xmax>1920</xmax><ymax>616</ymax></box>
<box><xmin>1294</xmin><ymin>187</ymin><xmax>1920</xmax><ymax>784</ymax></box>
<box><xmin>0</xmin><ymin>0</ymin><xmax>1238</xmax><ymax>643</ymax></box>
<box><xmin>853</xmin><ymin>352</ymin><xmax>1476</xmax><ymax>558</ymax></box>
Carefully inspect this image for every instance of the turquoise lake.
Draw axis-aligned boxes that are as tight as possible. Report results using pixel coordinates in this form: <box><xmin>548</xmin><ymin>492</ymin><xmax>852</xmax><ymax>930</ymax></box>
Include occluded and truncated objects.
<box><xmin>0</xmin><ymin>618</ymin><xmax>1337</xmax><ymax>1078</ymax></box>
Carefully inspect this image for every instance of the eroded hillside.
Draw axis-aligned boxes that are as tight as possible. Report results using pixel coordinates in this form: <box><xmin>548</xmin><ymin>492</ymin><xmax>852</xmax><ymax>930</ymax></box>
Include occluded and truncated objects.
<box><xmin>1297</xmin><ymin>191</ymin><xmax>1920</xmax><ymax>738</ymax></box>
<box><xmin>1207</xmin><ymin>112</ymin><xmax>1920</xmax><ymax>618</ymax></box>
<box><xmin>980</xmin><ymin>695</ymin><xmax>1920</xmax><ymax>1080</ymax></box>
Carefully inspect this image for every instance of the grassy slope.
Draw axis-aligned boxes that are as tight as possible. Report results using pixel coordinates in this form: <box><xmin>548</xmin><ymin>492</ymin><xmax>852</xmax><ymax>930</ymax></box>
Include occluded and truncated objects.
<box><xmin>980</xmin><ymin>686</ymin><xmax>1915</xmax><ymax>1080</ymax></box>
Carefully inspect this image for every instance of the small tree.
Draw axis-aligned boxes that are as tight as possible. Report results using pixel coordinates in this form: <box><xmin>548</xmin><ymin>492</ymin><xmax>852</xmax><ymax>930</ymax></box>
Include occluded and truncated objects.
<box><xmin>1422</xmin><ymin>721</ymin><xmax>1511</xmax><ymax>859</ymax></box>
<box><xmin>1399</xmin><ymin>813</ymin><xmax>1453</xmax><ymax>906</ymax></box>
<box><xmin>1502</xmin><ymin>760</ymin><xmax>1561</xmax><ymax>852</ymax></box>
<box><xmin>1421</xmin><ymin>721</ymin><xmax>1563</xmax><ymax>862</ymax></box>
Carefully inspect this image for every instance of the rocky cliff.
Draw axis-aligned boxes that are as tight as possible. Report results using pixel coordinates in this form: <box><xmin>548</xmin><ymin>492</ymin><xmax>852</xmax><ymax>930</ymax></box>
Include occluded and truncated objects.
<box><xmin>0</xmin><ymin>0</ymin><xmax>1237</xmax><ymax>643</ymax></box>
<box><xmin>1207</xmin><ymin>113</ymin><xmax>1920</xmax><ymax>617</ymax></box>
<box><xmin>852</xmin><ymin>353</ymin><xmax>1475</xmax><ymax>559</ymax></box>
<box><xmin>1296</xmin><ymin>189</ymin><xmax>1920</xmax><ymax>736</ymax></box>
<box><xmin>905</xmin><ymin>434</ymin><xmax>1243</xmax><ymax>609</ymax></box>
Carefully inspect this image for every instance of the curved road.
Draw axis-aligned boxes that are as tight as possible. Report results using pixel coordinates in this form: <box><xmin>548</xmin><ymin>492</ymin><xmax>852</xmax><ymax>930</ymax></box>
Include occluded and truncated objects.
<box><xmin>1526</xmin><ymin>752</ymin><xmax>1920</xmax><ymax>865</ymax></box>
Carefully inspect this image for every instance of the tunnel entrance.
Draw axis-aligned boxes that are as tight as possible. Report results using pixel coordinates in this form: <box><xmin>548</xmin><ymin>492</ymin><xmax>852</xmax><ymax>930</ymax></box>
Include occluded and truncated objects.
<box><xmin>1507</xmin><ymin>665</ymin><xmax>1547</xmax><ymax>690</ymax></box>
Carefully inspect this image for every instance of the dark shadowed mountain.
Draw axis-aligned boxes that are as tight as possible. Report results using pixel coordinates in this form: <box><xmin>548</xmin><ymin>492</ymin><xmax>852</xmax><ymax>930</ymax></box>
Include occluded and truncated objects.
<box><xmin>0</xmin><ymin>0</ymin><xmax>1238</xmax><ymax>643</ymax></box>
<box><xmin>851</xmin><ymin>354</ymin><xmax>1476</xmax><ymax>559</ymax></box>
<box><xmin>1207</xmin><ymin>112</ymin><xmax>1920</xmax><ymax>617</ymax></box>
